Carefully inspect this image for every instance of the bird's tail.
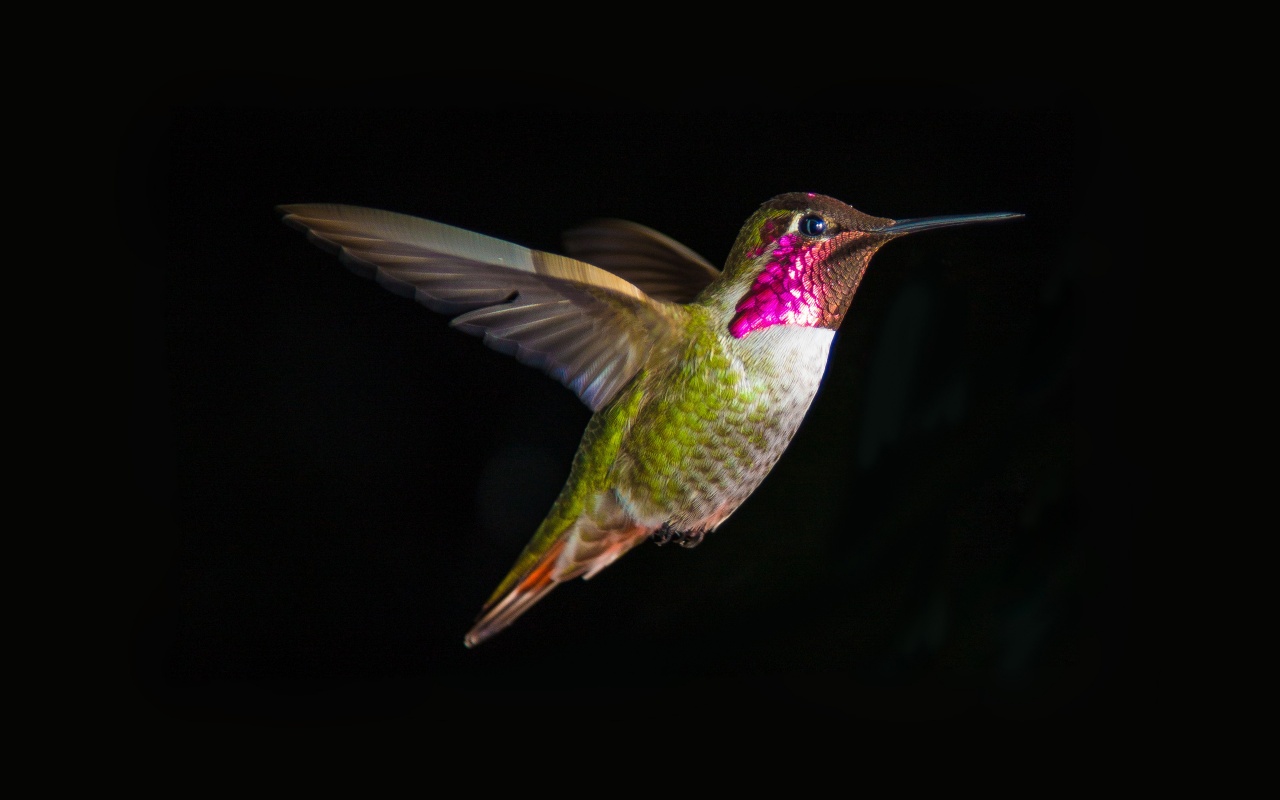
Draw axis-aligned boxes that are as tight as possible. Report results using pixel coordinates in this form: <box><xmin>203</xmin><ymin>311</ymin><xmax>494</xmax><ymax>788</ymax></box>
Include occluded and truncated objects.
<box><xmin>464</xmin><ymin>540</ymin><xmax>567</xmax><ymax>648</ymax></box>
<box><xmin>464</xmin><ymin>511</ymin><xmax>651</xmax><ymax>647</ymax></box>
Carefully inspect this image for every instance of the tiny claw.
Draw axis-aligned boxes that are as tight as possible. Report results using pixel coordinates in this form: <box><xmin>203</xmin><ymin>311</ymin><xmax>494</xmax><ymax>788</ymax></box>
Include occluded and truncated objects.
<box><xmin>677</xmin><ymin>530</ymin><xmax>705</xmax><ymax>549</ymax></box>
<box><xmin>651</xmin><ymin>524</ymin><xmax>705</xmax><ymax>548</ymax></box>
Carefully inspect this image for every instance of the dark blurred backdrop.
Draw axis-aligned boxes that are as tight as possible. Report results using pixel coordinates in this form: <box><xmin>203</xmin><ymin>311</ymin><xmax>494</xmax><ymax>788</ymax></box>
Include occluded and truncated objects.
<box><xmin>126</xmin><ymin>78</ymin><xmax>1144</xmax><ymax>725</ymax></box>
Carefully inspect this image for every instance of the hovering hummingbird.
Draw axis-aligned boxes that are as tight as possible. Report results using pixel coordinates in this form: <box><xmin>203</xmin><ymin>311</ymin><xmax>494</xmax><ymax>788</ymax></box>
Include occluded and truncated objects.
<box><xmin>278</xmin><ymin>192</ymin><xmax>1021</xmax><ymax>647</ymax></box>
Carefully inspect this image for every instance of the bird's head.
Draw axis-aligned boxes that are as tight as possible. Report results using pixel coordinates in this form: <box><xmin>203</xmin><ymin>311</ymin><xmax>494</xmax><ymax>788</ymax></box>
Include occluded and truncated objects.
<box><xmin>707</xmin><ymin>192</ymin><xmax>1021</xmax><ymax>338</ymax></box>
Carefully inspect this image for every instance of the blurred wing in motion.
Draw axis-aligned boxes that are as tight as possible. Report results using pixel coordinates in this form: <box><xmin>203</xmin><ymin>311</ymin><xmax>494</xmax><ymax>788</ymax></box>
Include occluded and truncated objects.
<box><xmin>562</xmin><ymin>218</ymin><xmax>721</xmax><ymax>304</ymax></box>
<box><xmin>279</xmin><ymin>204</ymin><xmax>687</xmax><ymax>412</ymax></box>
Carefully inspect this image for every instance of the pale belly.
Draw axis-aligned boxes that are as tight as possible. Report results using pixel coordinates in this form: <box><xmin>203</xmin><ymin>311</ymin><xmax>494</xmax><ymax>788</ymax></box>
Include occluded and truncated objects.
<box><xmin>614</xmin><ymin>325</ymin><xmax>835</xmax><ymax>532</ymax></box>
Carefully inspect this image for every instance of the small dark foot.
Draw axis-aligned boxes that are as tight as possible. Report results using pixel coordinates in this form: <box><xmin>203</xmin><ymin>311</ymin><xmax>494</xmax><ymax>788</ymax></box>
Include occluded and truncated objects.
<box><xmin>652</xmin><ymin>524</ymin><xmax>706</xmax><ymax>548</ymax></box>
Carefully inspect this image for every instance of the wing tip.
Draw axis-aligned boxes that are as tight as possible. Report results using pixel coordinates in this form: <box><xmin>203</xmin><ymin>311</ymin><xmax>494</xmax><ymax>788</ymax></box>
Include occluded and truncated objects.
<box><xmin>276</xmin><ymin>203</ymin><xmax>332</xmax><ymax>225</ymax></box>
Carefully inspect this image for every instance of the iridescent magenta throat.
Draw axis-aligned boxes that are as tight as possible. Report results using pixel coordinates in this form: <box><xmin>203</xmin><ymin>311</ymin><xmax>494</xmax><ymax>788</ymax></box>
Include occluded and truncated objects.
<box><xmin>730</xmin><ymin>233</ymin><xmax>829</xmax><ymax>338</ymax></box>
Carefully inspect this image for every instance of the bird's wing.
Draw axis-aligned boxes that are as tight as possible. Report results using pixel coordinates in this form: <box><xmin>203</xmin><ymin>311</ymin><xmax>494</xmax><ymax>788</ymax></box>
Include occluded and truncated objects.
<box><xmin>562</xmin><ymin>218</ymin><xmax>721</xmax><ymax>304</ymax></box>
<box><xmin>279</xmin><ymin>204</ymin><xmax>685</xmax><ymax>412</ymax></box>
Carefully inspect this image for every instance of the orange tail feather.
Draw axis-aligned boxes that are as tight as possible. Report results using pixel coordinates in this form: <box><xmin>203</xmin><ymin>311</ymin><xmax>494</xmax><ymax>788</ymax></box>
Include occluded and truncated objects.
<box><xmin>464</xmin><ymin>540</ymin><xmax>567</xmax><ymax>648</ymax></box>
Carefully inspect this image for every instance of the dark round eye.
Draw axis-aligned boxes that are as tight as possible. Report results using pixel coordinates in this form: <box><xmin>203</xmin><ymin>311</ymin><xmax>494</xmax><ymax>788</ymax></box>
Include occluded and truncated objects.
<box><xmin>798</xmin><ymin>214</ymin><xmax>827</xmax><ymax>237</ymax></box>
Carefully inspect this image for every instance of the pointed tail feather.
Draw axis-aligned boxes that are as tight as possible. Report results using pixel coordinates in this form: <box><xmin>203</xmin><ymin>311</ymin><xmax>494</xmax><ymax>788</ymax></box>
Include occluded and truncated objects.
<box><xmin>463</xmin><ymin>521</ymin><xmax>652</xmax><ymax>647</ymax></box>
<box><xmin>464</xmin><ymin>540</ymin><xmax>568</xmax><ymax>648</ymax></box>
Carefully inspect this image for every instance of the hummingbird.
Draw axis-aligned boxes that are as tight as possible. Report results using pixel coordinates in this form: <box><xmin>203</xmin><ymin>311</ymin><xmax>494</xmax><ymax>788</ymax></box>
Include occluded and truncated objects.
<box><xmin>278</xmin><ymin>192</ymin><xmax>1021</xmax><ymax>647</ymax></box>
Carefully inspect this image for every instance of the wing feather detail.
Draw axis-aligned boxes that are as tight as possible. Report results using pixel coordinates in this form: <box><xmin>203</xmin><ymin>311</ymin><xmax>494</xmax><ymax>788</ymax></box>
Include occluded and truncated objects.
<box><xmin>562</xmin><ymin>218</ymin><xmax>721</xmax><ymax>303</ymax></box>
<box><xmin>279</xmin><ymin>204</ymin><xmax>686</xmax><ymax>412</ymax></box>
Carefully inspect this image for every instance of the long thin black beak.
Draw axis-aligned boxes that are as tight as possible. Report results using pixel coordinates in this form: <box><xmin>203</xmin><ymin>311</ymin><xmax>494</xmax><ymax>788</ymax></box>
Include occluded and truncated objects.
<box><xmin>885</xmin><ymin>212</ymin><xmax>1024</xmax><ymax>236</ymax></box>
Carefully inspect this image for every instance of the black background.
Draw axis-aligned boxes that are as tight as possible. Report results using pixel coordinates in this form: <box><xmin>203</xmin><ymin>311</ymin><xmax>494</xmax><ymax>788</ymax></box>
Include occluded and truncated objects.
<box><xmin>126</xmin><ymin>79</ymin><xmax>1144</xmax><ymax>726</ymax></box>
